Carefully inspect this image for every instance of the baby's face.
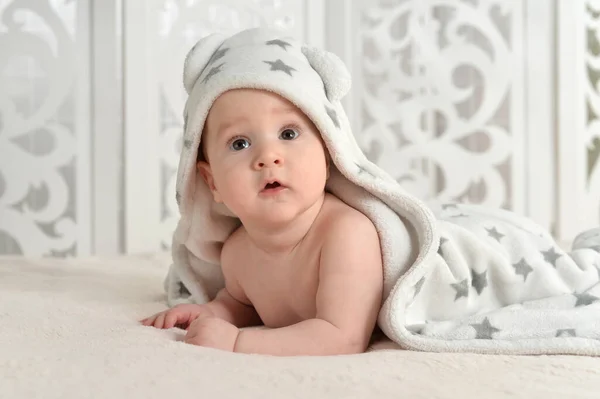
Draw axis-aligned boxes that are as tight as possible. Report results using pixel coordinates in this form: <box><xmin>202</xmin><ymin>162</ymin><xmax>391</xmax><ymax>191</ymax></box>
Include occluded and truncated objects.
<box><xmin>197</xmin><ymin>89</ymin><xmax>329</xmax><ymax>225</ymax></box>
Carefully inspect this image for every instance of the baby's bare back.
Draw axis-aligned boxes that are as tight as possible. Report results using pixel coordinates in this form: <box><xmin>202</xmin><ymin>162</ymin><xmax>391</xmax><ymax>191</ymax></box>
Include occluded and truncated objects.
<box><xmin>221</xmin><ymin>194</ymin><xmax>374</xmax><ymax>328</ymax></box>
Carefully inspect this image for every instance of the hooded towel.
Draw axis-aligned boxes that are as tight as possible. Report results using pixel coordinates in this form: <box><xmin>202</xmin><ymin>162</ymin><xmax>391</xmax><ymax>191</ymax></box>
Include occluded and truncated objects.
<box><xmin>165</xmin><ymin>27</ymin><xmax>600</xmax><ymax>356</ymax></box>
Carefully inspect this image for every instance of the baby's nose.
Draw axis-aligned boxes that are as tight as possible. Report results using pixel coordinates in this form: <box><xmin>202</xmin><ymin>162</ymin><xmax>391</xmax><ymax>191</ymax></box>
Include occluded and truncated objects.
<box><xmin>254</xmin><ymin>148</ymin><xmax>283</xmax><ymax>169</ymax></box>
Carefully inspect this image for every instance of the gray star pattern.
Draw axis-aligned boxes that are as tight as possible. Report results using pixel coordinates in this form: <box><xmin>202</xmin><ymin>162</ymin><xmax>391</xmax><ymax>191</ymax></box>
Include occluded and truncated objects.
<box><xmin>555</xmin><ymin>328</ymin><xmax>576</xmax><ymax>337</ymax></box>
<box><xmin>471</xmin><ymin>317</ymin><xmax>501</xmax><ymax>339</ymax></box>
<box><xmin>413</xmin><ymin>277</ymin><xmax>425</xmax><ymax>299</ymax></box>
<box><xmin>442</xmin><ymin>204</ymin><xmax>458</xmax><ymax>210</ymax></box>
<box><xmin>574</xmin><ymin>292</ymin><xmax>599</xmax><ymax>307</ymax></box>
<box><xmin>264</xmin><ymin>59</ymin><xmax>296</xmax><ymax>76</ymax></box>
<box><xmin>175</xmin><ymin>191</ymin><xmax>181</xmax><ymax>205</ymax></box>
<box><xmin>178</xmin><ymin>282</ymin><xmax>191</xmax><ymax>297</ymax></box>
<box><xmin>183</xmin><ymin>139</ymin><xmax>192</xmax><ymax>149</ymax></box>
<box><xmin>451</xmin><ymin>278</ymin><xmax>469</xmax><ymax>301</ymax></box>
<box><xmin>355</xmin><ymin>163</ymin><xmax>374</xmax><ymax>177</ymax></box>
<box><xmin>202</xmin><ymin>62</ymin><xmax>225</xmax><ymax>83</ymax></box>
<box><xmin>451</xmin><ymin>213</ymin><xmax>469</xmax><ymax>218</ymax></box>
<box><xmin>208</xmin><ymin>47</ymin><xmax>229</xmax><ymax>65</ymax></box>
<box><xmin>266</xmin><ymin>39</ymin><xmax>291</xmax><ymax>50</ymax></box>
<box><xmin>438</xmin><ymin>237</ymin><xmax>448</xmax><ymax>255</ymax></box>
<box><xmin>486</xmin><ymin>227</ymin><xmax>505</xmax><ymax>242</ymax></box>
<box><xmin>541</xmin><ymin>247</ymin><xmax>562</xmax><ymax>268</ymax></box>
<box><xmin>471</xmin><ymin>269</ymin><xmax>488</xmax><ymax>295</ymax></box>
<box><xmin>325</xmin><ymin>105</ymin><xmax>340</xmax><ymax>128</ymax></box>
<box><xmin>512</xmin><ymin>258</ymin><xmax>533</xmax><ymax>281</ymax></box>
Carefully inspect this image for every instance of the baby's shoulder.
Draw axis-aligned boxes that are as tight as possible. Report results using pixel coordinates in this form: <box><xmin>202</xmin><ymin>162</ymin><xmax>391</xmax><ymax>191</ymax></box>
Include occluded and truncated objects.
<box><xmin>319</xmin><ymin>194</ymin><xmax>378</xmax><ymax>240</ymax></box>
<box><xmin>221</xmin><ymin>226</ymin><xmax>247</xmax><ymax>271</ymax></box>
<box><xmin>317</xmin><ymin>194</ymin><xmax>382</xmax><ymax>272</ymax></box>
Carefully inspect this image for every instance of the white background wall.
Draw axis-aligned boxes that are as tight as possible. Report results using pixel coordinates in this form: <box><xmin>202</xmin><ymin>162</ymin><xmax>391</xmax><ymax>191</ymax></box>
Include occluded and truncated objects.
<box><xmin>0</xmin><ymin>0</ymin><xmax>596</xmax><ymax>257</ymax></box>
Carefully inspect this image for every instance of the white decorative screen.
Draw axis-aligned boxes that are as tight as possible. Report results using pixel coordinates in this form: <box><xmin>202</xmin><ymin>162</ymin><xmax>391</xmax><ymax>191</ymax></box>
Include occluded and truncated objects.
<box><xmin>558</xmin><ymin>0</ymin><xmax>600</xmax><ymax>243</ymax></box>
<box><xmin>1</xmin><ymin>0</ymin><xmax>596</xmax><ymax>256</ymax></box>
<box><xmin>355</xmin><ymin>0</ymin><xmax>524</xmax><ymax>208</ymax></box>
<box><xmin>0</xmin><ymin>0</ymin><xmax>91</xmax><ymax>256</ymax></box>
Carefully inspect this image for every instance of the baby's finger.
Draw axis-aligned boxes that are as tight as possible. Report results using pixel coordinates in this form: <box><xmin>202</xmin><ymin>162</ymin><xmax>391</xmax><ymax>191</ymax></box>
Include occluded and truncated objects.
<box><xmin>164</xmin><ymin>312</ymin><xmax>181</xmax><ymax>329</ymax></box>
<box><xmin>155</xmin><ymin>313</ymin><xmax>166</xmax><ymax>328</ymax></box>
<box><xmin>140</xmin><ymin>315</ymin><xmax>155</xmax><ymax>326</ymax></box>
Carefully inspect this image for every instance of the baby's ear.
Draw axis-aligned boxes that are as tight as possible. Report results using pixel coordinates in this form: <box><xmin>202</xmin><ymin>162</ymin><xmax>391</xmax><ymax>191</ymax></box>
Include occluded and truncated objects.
<box><xmin>302</xmin><ymin>46</ymin><xmax>351</xmax><ymax>102</ymax></box>
<box><xmin>196</xmin><ymin>161</ymin><xmax>222</xmax><ymax>203</ymax></box>
<box><xmin>183</xmin><ymin>33</ymin><xmax>228</xmax><ymax>94</ymax></box>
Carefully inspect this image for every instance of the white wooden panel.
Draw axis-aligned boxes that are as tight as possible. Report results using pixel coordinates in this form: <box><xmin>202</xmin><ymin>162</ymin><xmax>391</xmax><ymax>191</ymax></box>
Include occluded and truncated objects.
<box><xmin>91</xmin><ymin>0</ymin><xmax>122</xmax><ymax>255</ymax></box>
<box><xmin>75</xmin><ymin>0</ymin><xmax>92</xmax><ymax>255</ymax></box>
<box><xmin>123</xmin><ymin>0</ymin><xmax>161</xmax><ymax>253</ymax></box>
<box><xmin>524</xmin><ymin>0</ymin><xmax>555</xmax><ymax>233</ymax></box>
<box><xmin>557</xmin><ymin>0</ymin><xmax>592</xmax><ymax>243</ymax></box>
<box><xmin>304</xmin><ymin>0</ymin><xmax>325</xmax><ymax>48</ymax></box>
<box><xmin>509</xmin><ymin>1</ymin><xmax>526</xmax><ymax>216</ymax></box>
<box><xmin>325</xmin><ymin>0</ymin><xmax>361</xmax><ymax>140</ymax></box>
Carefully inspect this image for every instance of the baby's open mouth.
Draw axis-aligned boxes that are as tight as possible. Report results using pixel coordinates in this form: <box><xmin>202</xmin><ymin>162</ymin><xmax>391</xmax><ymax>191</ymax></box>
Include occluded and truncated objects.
<box><xmin>261</xmin><ymin>181</ymin><xmax>286</xmax><ymax>194</ymax></box>
<box><xmin>264</xmin><ymin>181</ymin><xmax>281</xmax><ymax>190</ymax></box>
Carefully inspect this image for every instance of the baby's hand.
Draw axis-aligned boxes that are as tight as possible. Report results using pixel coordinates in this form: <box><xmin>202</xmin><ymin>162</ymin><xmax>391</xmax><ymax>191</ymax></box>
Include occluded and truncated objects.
<box><xmin>140</xmin><ymin>304</ymin><xmax>215</xmax><ymax>330</ymax></box>
<box><xmin>184</xmin><ymin>316</ymin><xmax>239</xmax><ymax>352</ymax></box>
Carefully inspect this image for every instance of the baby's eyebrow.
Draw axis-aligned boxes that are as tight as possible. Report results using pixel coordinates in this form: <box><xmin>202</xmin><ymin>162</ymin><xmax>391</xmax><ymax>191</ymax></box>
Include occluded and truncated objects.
<box><xmin>216</xmin><ymin>116</ymin><xmax>248</xmax><ymax>135</ymax></box>
<box><xmin>215</xmin><ymin>105</ymin><xmax>299</xmax><ymax>137</ymax></box>
<box><xmin>271</xmin><ymin>106</ymin><xmax>297</xmax><ymax>115</ymax></box>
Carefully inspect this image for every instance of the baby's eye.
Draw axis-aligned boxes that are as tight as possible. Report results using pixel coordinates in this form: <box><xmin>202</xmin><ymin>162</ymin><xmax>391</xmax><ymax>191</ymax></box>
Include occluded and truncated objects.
<box><xmin>230</xmin><ymin>138</ymin><xmax>250</xmax><ymax>151</ymax></box>
<box><xmin>280</xmin><ymin>128</ymin><xmax>299</xmax><ymax>140</ymax></box>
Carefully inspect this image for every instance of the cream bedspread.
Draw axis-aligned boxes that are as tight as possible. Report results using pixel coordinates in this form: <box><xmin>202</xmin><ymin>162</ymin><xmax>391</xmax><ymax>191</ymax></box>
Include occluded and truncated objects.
<box><xmin>2</xmin><ymin>253</ymin><xmax>600</xmax><ymax>399</ymax></box>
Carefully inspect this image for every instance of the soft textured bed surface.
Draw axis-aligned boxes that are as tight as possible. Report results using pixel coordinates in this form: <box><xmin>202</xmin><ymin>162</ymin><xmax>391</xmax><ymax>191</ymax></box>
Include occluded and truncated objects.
<box><xmin>2</xmin><ymin>254</ymin><xmax>600</xmax><ymax>399</ymax></box>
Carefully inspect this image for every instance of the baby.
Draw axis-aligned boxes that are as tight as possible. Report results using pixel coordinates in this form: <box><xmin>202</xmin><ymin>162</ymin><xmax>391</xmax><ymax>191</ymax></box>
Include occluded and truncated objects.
<box><xmin>141</xmin><ymin>87</ymin><xmax>383</xmax><ymax>355</ymax></box>
<box><xmin>141</xmin><ymin>28</ymin><xmax>600</xmax><ymax>357</ymax></box>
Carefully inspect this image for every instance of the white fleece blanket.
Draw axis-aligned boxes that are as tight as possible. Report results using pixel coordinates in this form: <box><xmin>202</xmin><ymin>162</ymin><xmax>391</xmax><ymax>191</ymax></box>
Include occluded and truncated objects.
<box><xmin>2</xmin><ymin>254</ymin><xmax>600</xmax><ymax>399</ymax></box>
<box><xmin>396</xmin><ymin>202</ymin><xmax>600</xmax><ymax>354</ymax></box>
<box><xmin>164</xmin><ymin>27</ymin><xmax>600</xmax><ymax>356</ymax></box>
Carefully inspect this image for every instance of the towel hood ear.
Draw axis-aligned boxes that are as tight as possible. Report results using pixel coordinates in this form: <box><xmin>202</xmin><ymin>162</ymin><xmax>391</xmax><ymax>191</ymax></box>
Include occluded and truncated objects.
<box><xmin>183</xmin><ymin>33</ymin><xmax>228</xmax><ymax>94</ymax></box>
<box><xmin>301</xmin><ymin>46</ymin><xmax>351</xmax><ymax>102</ymax></box>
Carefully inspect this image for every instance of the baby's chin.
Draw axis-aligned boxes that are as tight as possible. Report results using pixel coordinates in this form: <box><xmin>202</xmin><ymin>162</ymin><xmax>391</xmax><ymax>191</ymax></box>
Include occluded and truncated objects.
<box><xmin>244</xmin><ymin>207</ymin><xmax>304</xmax><ymax>226</ymax></box>
<box><xmin>234</xmin><ymin>202</ymin><xmax>312</xmax><ymax>226</ymax></box>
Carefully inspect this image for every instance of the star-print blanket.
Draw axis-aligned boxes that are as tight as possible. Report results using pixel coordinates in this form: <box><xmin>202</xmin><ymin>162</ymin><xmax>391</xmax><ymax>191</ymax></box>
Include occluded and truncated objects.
<box><xmin>389</xmin><ymin>202</ymin><xmax>600</xmax><ymax>354</ymax></box>
<box><xmin>165</xmin><ymin>27</ymin><xmax>600</xmax><ymax>356</ymax></box>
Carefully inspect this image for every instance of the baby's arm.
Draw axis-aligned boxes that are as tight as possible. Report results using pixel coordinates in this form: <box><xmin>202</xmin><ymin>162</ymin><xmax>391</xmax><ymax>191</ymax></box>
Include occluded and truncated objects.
<box><xmin>233</xmin><ymin>213</ymin><xmax>383</xmax><ymax>356</ymax></box>
<box><xmin>207</xmin><ymin>286</ymin><xmax>262</xmax><ymax>328</ymax></box>
<box><xmin>211</xmin><ymin>237</ymin><xmax>263</xmax><ymax>328</ymax></box>
<box><xmin>141</xmin><ymin>287</ymin><xmax>260</xmax><ymax>330</ymax></box>
<box><xmin>142</xmin><ymin>253</ymin><xmax>260</xmax><ymax>330</ymax></box>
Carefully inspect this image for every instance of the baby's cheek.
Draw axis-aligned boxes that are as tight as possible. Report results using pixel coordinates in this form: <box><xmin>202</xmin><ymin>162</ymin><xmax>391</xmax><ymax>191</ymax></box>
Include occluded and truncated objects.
<box><xmin>224</xmin><ymin>172</ymin><xmax>252</xmax><ymax>201</ymax></box>
<box><xmin>305</xmin><ymin>154</ymin><xmax>328</xmax><ymax>181</ymax></box>
<box><xmin>219</xmin><ymin>174</ymin><xmax>241</xmax><ymax>197</ymax></box>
